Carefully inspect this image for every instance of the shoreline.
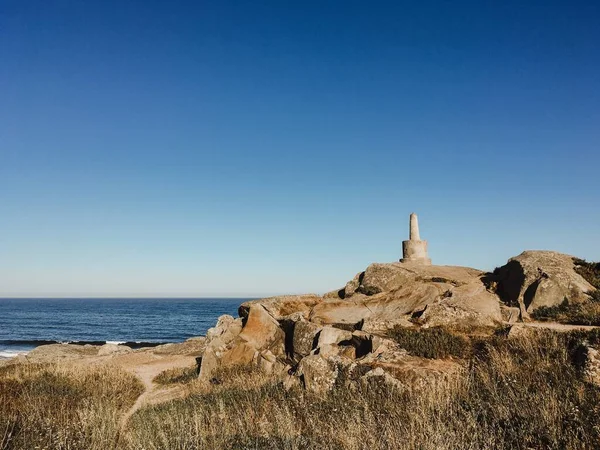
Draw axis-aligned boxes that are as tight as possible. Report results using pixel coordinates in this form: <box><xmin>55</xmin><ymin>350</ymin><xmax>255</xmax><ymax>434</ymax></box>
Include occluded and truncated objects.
<box><xmin>0</xmin><ymin>339</ymin><xmax>175</xmax><ymax>360</ymax></box>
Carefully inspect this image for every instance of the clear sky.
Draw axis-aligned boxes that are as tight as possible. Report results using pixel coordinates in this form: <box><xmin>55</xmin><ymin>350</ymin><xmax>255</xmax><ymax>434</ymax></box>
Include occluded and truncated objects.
<box><xmin>1</xmin><ymin>0</ymin><xmax>599</xmax><ymax>297</ymax></box>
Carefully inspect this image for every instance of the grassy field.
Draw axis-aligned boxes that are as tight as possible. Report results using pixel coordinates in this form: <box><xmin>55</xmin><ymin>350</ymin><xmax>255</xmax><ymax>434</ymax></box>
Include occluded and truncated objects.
<box><xmin>2</xmin><ymin>329</ymin><xmax>600</xmax><ymax>449</ymax></box>
<box><xmin>0</xmin><ymin>363</ymin><xmax>143</xmax><ymax>450</ymax></box>
<box><xmin>124</xmin><ymin>329</ymin><xmax>600</xmax><ymax>450</ymax></box>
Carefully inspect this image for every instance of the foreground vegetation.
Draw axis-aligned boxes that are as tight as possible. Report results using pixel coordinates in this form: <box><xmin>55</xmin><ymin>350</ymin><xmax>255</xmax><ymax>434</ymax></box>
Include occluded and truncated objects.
<box><xmin>2</xmin><ymin>329</ymin><xmax>600</xmax><ymax>449</ymax></box>
<box><xmin>0</xmin><ymin>363</ymin><xmax>143</xmax><ymax>450</ymax></box>
<box><xmin>125</xmin><ymin>329</ymin><xmax>600</xmax><ymax>450</ymax></box>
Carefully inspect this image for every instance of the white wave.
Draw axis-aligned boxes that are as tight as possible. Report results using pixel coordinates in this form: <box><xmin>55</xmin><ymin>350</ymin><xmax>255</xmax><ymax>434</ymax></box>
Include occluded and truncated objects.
<box><xmin>0</xmin><ymin>350</ymin><xmax>29</xmax><ymax>359</ymax></box>
<box><xmin>106</xmin><ymin>341</ymin><xmax>126</xmax><ymax>345</ymax></box>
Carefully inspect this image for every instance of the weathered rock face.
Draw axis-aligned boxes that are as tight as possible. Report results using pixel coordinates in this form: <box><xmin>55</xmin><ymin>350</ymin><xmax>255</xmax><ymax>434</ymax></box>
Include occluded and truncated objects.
<box><xmin>239</xmin><ymin>295</ymin><xmax>322</xmax><ymax>321</ymax></box>
<box><xmin>493</xmin><ymin>251</ymin><xmax>595</xmax><ymax>316</ymax></box>
<box><xmin>312</xmin><ymin>263</ymin><xmax>503</xmax><ymax>331</ymax></box>
<box><xmin>206</xmin><ymin>315</ymin><xmax>242</xmax><ymax>346</ymax></box>
<box><xmin>238</xmin><ymin>305</ymin><xmax>285</xmax><ymax>355</ymax></box>
<box><xmin>198</xmin><ymin>307</ymin><xmax>286</xmax><ymax>381</ymax></box>
<box><xmin>97</xmin><ymin>343</ymin><xmax>132</xmax><ymax>356</ymax></box>
<box><xmin>292</xmin><ymin>320</ymin><xmax>322</xmax><ymax>358</ymax></box>
<box><xmin>296</xmin><ymin>354</ymin><xmax>339</xmax><ymax>393</ymax></box>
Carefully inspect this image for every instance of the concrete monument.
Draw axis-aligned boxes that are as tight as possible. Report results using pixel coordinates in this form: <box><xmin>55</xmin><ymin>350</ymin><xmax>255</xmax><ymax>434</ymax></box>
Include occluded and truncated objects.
<box><xmin>400</xmin><ymin>213</ymin><xmax>431</xmax><ymax>265</ymax></box>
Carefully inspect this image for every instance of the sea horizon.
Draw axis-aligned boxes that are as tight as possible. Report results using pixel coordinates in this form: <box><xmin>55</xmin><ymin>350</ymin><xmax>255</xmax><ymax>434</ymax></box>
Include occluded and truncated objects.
<box><xmin>0</xmin><ymin>297</ymin><xmax>246</xmax><ymax>359</ymax></box>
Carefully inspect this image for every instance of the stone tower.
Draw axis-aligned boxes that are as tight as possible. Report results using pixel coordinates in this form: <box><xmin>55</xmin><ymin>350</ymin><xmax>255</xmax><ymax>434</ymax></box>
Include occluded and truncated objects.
<box><xmin>400</xmin><ymin>213</ymin><xmax>431</xmax><ymax>265</ymax></box>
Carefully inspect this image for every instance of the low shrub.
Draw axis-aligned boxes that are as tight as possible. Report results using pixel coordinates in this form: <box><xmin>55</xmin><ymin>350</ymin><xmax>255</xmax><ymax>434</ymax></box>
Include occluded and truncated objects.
<box><xmin>574</xmin><ymin>258</ymin><xmax>600</xmax><ymax>290</ymax></box>
<box><xmin>531</xmin><ymin>300</ymin><xmax>600</xmax><ymax>326</ymax></box>
<box><xmin>153</xmin><ymin>365</ymin><xmax>197</xmax><ymax>385</ymax></box>
<box><xmin>388</xmin><ymin>326</ymin><xmax>471</xmax><ymax>359</ymax></box>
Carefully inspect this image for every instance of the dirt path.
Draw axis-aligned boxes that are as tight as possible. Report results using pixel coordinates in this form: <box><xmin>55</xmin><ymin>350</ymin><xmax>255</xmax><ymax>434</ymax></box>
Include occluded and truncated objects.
<box><xmin>115</xmin><ymin>353</ymin><xmax>196</xmax><ymax>429</ymax></box>
<box><xmin>518</xmin><ymin>322</ymin><xmax>600</xmax><ymax>332</ymax></box>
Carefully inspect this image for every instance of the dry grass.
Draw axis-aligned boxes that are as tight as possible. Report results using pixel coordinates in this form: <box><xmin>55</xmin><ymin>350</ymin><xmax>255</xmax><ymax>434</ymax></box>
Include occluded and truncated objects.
<box><xmin>0</xmin><ymin>363</ymin><xmax>143</xmax><ymax>450</ymax></box>
<box><xmin>123</xmin><ymin>330</ymin><xmax>600</xmax><ymax>450</ymax></box>
<box><xmin>3</xmin><ymin>330</ymin><xmax>600</xmax><ymax>449</ymax></box>
<box><xmin>153</xmin><ymin>365</ymin><xmax>198</xmax><ymax>385</ymax></box>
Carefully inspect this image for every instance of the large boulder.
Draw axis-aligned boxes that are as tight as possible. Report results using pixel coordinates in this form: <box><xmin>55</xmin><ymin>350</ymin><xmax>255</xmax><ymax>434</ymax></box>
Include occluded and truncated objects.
<box><xmin>199</xmin><ymin>305</ymin><xmax>285</xmax><ymax>381</ymax></box>
<box><xmin>493</xmin><ymin>251</ymin><xmax>595</xmax><ymax>316</ymax></box>
<box><xmin>238</xmin><ymin>305</ymin><xmax>285</xmax><ymax>355</ymax></box>
<box><xmin>292</xmin><ymin>320</ymin><xmax>322</xmax><ymax>358</ymax></box>
<box><xmin>312</xmin><ymin>263</ymin><xmax>503</xmax><ymax>331</ymax></box>
<box><xmin>295</xmin><ymin>354</ymin><xmax>339</xmax><ymax>393</ymax></box>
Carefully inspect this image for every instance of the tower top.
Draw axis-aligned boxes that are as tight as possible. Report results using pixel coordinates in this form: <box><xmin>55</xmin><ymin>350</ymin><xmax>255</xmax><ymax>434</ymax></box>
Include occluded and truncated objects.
<box><xmin>409</xmin><ymin>213</ymin><xmax>420</xmax><ymax>241</ymax></box>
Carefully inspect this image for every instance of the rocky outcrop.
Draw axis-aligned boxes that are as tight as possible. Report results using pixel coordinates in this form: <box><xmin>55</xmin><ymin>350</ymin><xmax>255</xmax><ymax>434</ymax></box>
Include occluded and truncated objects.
<box><xmin>493</xmin><ymin>251</ymin><xmax>595</xmax><ymax>317</ymax></box>
<box><xmin>312</xmin><ymin>263</ymin><xmax>503</xmax><ymax>331</ymax></box>
<box><xmin>196</xmin><ymin>250</ymin><xmax>597</xmax><ymax>391</ymax></box>
<box><xmin>198</xmin><ymin>306</ymin><xmax>287</xmax><ymax>381</ymax></box>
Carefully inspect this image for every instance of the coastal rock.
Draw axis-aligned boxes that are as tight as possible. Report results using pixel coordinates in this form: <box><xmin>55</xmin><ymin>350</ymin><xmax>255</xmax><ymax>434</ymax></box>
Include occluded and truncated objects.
<box><xmin>343</xmin><ymin>272</ymin><xmax>363</xmax><ymax>298</ymax></box>
<box><xmin>292</xmin><ymin>320</ymin><xmax>322</xmax><ymax>358</ymax></box>
<box><xmin>493</xmin><ymin>251</ymin><xmax>595</xmax><ymax>316</ymax></box>
<box><xmin>309</xmin><ymin>299</ymin><xmax>372</xmax><ymax>328</ymax></box>
<box><xmin>296</xmin><ymin>354</ymin><xmax>338</xmax><ymax>393</ymax></box>
<box><xmin>97</xmin><ymin>343</ymin><xmax>132</xmax><ymax>356</ymax></box>
<box><xmin>24</xmin><ymin>344</ymin><xmax>99</xmax><ymax>363</ymax></box>
<box><xmin>199</xmin><ymin>305</ymin><xmax>285</xmax><ymax>380</ymax></box>
<box><xmin>238</xmin><ymin>295</ymin><xmax>322</xmax><ymax>321</ymax></box>
<box><xmin>316</xmin><ymin>326</ymin><xmax>353</xmax><ymax>347</ymax></box>
<box><xmin>238</xmin><ymin>305</ymin><xmax>285</xmax><ymax>355</ymax></box>
<box><xmin>500</xmin><ymin>305</ymin><xmax>521</xmax><ymax>324</ymax></box>
<box><xmin>150</xmin><ymin>337</ymin><xmax>206</xmax><ymax>356</ymax></box>
<box><xmin>206</xmin><ymin>315</ymin><xmax>243</xmax><ymax>346</ymax></box>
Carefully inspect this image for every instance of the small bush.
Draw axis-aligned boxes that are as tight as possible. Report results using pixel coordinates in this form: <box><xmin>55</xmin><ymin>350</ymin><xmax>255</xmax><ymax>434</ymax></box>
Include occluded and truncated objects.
<box><xmin>531</xmin><ymin>299</ymin><xmax>600</xmax><ymax>326</ymax></box>
<box><xmin>388</xmin><ymin>326</ymin><xmax>471</xmax><ymax>359</ymax></box>
<box><xmin>153</xmin><ymin>365</ymin><xmax>197</xmax><ymax>385</ymax></box>
<box><xmin>574</xmin><ymin>258</ymin><xmax>600</xmax><ymax>290</ymax></box>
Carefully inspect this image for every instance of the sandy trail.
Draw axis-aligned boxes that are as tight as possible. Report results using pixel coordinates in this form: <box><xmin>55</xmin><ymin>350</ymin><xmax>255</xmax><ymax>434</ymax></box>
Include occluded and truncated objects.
<box><xmin>113</xmin><ymin>353</ymin><xmax>196</xmax><ymax>429</ymax></box>
<box><xmin>518</xmin><ymin>322</ymin><xmax>600</xmax><ymax>332</ymax></box>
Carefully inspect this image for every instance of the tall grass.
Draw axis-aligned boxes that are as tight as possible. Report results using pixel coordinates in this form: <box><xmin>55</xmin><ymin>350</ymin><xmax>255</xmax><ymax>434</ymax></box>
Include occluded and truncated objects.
<box><xmin>0</xmin><ymin>363</ymin><xmax>143</xmax><ymax>450</ymax></box>
<box><xmin>3</xmin><ymin>330</ymin><xmax>599</xmax><ymax>449</ymax></box>
<box><xmin>124</xmin><ymin>330</ymin><xmax>600</xmax><ymax>450</ymax></box>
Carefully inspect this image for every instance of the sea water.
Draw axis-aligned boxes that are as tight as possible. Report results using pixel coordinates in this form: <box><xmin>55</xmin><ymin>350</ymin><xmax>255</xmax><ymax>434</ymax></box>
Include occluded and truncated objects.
<box><xmin>0</xmin><ymin>298</ymin><xmax>244</xmax><ymax>359</ymax></box>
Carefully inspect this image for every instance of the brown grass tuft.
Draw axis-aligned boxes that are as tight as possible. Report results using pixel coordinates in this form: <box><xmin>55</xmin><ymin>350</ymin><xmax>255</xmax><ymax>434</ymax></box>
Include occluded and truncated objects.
<box><xmin>153</xmin><ymin>365</ymin><xmax>198</xmax><ymax>385</ymax></box>
<box><xmin>0</xmin><ymin>363</ymin><xmax>143</xmax><ymax>450</ymax></box>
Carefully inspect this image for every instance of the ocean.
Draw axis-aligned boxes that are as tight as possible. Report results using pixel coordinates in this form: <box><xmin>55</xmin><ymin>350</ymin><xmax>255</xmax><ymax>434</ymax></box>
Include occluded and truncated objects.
<box><xmin>0</xmin><ymin>298</ymin><xmax>245</xmax><ymax>359</ymax></box>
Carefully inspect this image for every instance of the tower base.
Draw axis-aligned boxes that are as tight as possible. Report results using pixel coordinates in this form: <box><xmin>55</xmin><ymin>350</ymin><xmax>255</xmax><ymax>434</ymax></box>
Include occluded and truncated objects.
<box><xmin>401</xmin><ymin>240</ymin><xmax>432</xmax><ymax>265</ymax></box>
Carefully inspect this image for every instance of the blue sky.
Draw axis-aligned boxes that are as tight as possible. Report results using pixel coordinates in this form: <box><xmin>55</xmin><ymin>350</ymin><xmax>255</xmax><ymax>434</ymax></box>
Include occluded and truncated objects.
<box><xmin>1</xmin><ymin>0</ymin><xmax>599</xmax><ymax>297</ymax></box>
